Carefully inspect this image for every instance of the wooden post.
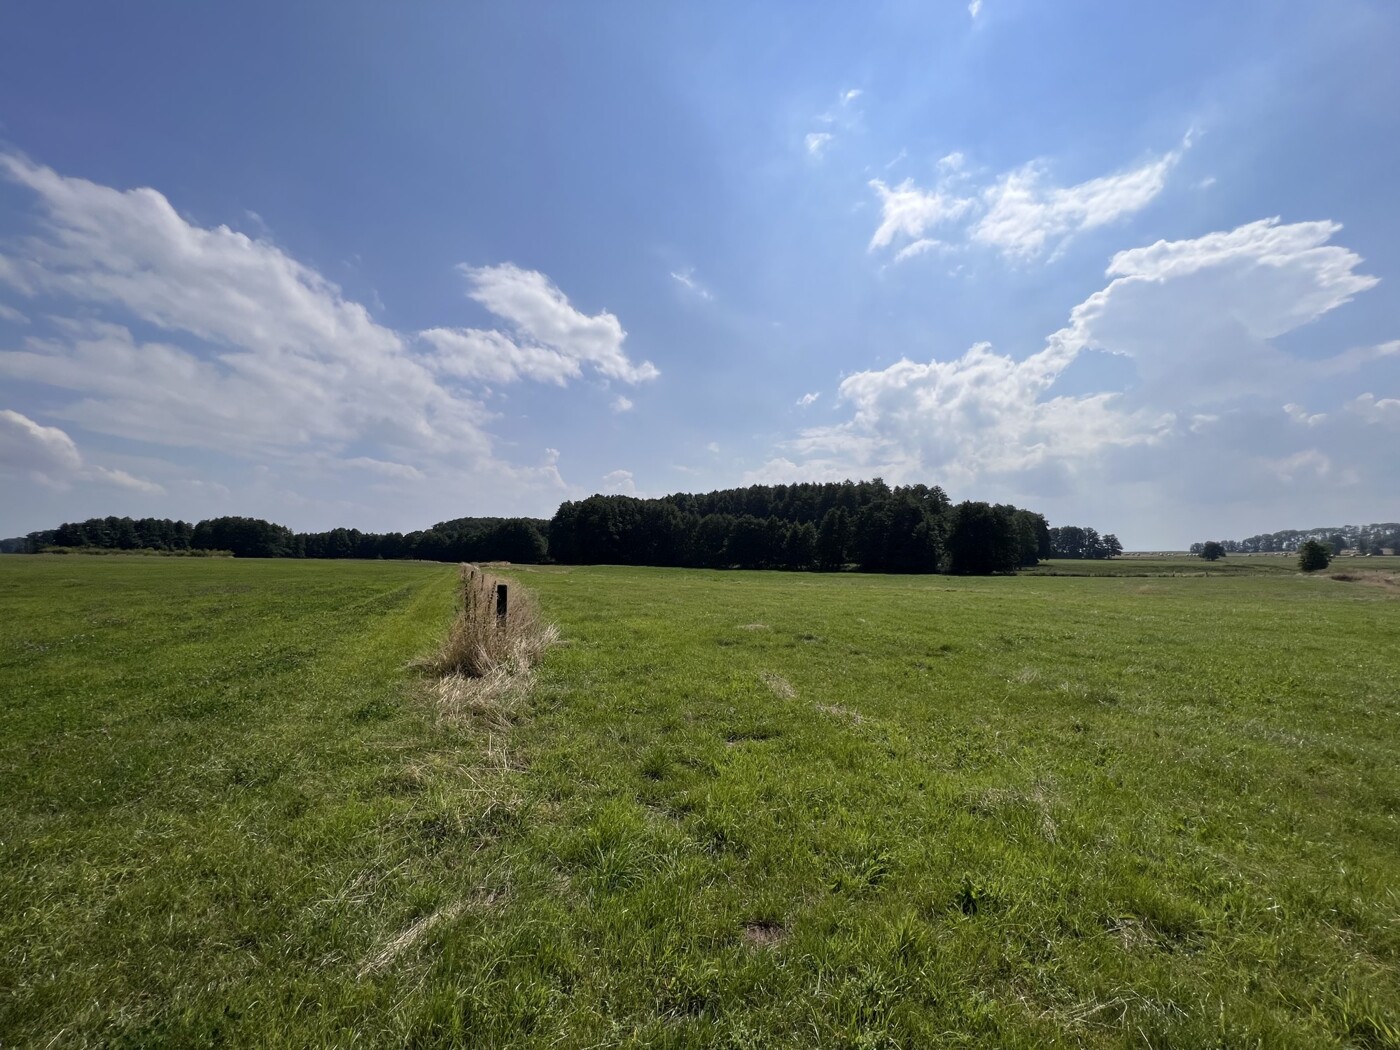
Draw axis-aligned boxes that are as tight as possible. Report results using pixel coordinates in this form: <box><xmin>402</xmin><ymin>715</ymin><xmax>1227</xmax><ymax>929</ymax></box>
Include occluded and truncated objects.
<box><xmin>495</xmin><ymin>583</ymin><xmax>508</xmax><ymax>624</ymax></box>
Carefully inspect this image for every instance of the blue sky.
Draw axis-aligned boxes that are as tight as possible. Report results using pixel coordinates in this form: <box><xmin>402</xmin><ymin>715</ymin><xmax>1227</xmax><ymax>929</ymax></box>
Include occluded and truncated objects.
<box><xmin>1</xmin><ymin>1</ymin><xmax>1397</xmax><ymax>548</ymax></box>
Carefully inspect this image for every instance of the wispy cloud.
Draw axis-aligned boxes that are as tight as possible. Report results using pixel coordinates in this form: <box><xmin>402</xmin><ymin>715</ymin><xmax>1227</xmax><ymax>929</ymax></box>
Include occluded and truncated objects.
<box><xmin>804</xmin><ymin>88</ymin><xmax>863</xmax><ymax>159</ymax></box>
<box><xmin>669</xmin><ymin>267</ymin><xmax>713</xmax><ymax>301</ymax></box>
<box><xmin>867</xmin><ymin>181</ymin><xmax>974</xmax><ymax>251</ymax></box>
<box><xmin>797</xmin><ymin>392</ymin><xmax>821</xmax><ymax>407</ymax></box>
<box><xmin>868</xmin><ymin>141</ymin><xmax>1186</xmax><ymax>262</ymax></box>
<box><xmin>968</xmin><ymin>0</ymin><xmax>983</xmax><ymax>19</ymax></box>
<box><xmin>805</xmin><ymin>132</ymin><xmax>834</xmax><ymax>158</ymax></box>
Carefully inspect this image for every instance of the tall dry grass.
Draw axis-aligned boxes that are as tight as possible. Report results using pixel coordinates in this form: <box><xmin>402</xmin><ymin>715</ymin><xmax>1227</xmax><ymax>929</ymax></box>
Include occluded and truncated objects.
<box><xmin>420</xmin><ymin>565</ymin><xmax>558</xmax><ymax>727</ymax></box>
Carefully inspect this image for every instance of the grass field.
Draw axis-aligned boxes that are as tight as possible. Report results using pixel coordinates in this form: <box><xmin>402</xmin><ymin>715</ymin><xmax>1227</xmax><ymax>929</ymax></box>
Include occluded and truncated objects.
<box><xmin>2</xmin><ymin>556</ymin><xmax>1398</xmax><ymax>1047</ymax></box>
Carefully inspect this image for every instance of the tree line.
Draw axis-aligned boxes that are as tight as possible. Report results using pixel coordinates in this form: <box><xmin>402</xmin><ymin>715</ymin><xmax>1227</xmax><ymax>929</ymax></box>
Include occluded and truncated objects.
<box><xmin>1191</xmin><ymin>522</ymin><xmax>1400</xmax><ymax>557</ymax></box>
<box><xmin>7</xmin><ymin>514</ymin><xmax>550</xmax><ymax>563</ymax></box>
<box><xmin>548</xmin><ymin>480</ymin><xmax>1115</xmax><ymax>574</ymax></box>
<box><xmin>4</xmin><ymin>479</ymin><xmax>1122</xmax><ymax>576</ymax></box>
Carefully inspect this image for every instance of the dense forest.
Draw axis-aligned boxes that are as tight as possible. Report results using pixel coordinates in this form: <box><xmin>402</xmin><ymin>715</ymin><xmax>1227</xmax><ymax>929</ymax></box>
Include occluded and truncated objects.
<box><xmin>6</xmin><ymin>515</ymin><xmax>549</xmax><ymax>563</ymax></box>
<box><xmin>3</xmin><ymin>479</ymin><xmax>1122</xmax><ymax>575</ymax></box>
<box><xmin>1191</xmin><ymin>523</ymin><xmax>1400</xmax><ymax>556</ymax></box>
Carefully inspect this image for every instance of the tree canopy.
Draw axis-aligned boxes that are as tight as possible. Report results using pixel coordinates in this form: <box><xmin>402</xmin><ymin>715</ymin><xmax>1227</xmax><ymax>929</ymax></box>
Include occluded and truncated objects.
<box><xmin>9</xmin><ymin>480</ymin><xmax>1119</xmax><ymax>577</ymax></box>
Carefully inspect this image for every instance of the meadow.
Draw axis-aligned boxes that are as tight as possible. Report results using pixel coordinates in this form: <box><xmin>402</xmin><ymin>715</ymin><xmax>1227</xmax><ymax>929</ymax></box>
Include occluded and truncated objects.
<box><xmin>1</xmin><ymin>555</ymin><xmax>1397</xmax><ymax>1047</ymax></box>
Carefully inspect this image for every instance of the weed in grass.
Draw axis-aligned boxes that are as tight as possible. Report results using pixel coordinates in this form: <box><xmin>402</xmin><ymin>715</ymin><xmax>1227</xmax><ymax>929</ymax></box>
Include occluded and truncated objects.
<box><xmin>419</xmin><ymin>564</ymin><xmax>557</xmax><ymax>728</ymax></box>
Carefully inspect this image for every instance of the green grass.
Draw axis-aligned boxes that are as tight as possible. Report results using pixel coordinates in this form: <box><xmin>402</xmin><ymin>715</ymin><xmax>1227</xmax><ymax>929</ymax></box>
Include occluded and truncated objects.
<box><xmin>3</xmin><ymin>556</ymin><xmax>1399</xmax><ymax>1047</ymax></box>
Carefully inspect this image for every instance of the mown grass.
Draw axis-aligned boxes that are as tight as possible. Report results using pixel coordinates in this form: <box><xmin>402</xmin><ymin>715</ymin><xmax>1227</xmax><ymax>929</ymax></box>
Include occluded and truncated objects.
<box><xmin>2</xmin><ymin>556</ymin><xmax>1398</xmax><ymax>1047</ymax></box>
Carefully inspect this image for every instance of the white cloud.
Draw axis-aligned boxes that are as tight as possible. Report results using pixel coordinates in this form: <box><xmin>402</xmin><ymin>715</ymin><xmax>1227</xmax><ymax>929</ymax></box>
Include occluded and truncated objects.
<box><xmin>0</xmin><ymin>153</ymin><xmax>644</xmax><ymax>518</ymax></box>
<box><xmin>785</xmin><ymin>342</ymin><xmax>1171</xmax><ymax>488</ymax></box>
<box><xmin>804</xmin><ymin>88</ymin><xmax>863</xmax><ymax>158</ymax></box>
<box><xmin>1265</xmin><ymin>448</ymin><xmax>1331</xmax><ymax>483</ymax></box>
<box><xmin>893</xmin><ymin>238</ymin><xmax>943</xmax><ymax>263</ymax></box>
<box><xmin>1284</xmin><ymin>403</ymin><xmax>1326</xmax><ymax>427</ymax></box>
<box><xmin>766</xmin><ymin>218</ymin><xmax>1387</xmax><ymax>530</ymax></box>
<box><xmin>867</xmin><ymin>179</ymin><xmax>974</xmax><ymax>251</ymax></box>
<box><xmin>611</xmin><ymin>395</ymin><xmax>634</xmax><ymax>413</ymax></box>
<box><xmin>601</xmin><ymin>468</ymin><xmax>636</xmax><ymax>495</ymax></box>
<box><xmin>968</xmin><ymin>0</ymin><xmax>983</xmax><ymax>18</ymax></box>
<box><xmin>344</xmin><ymin>456</ymin><xmax>426</xmax><ymax>481</ymax></box>
<box><xmin>456</xmin><ymin>262</ymin><xmax>658</xmax><ymax>384</ymax></box>
<box><xmin>868</xmin><ymin>142</ymin><xmax>1183</xmax><ymax>262</ymax></box>
<box><xmin>0</xmin><ymin>408</ymin><xmax>81</xmax><ymax>475</ymax></box>
<box><xmin>0</xmin><ymin>408</ymin><xmax>162</xmax><ymax>492</ymax></box>
<box><xmin>1348</xmin><ymin>393</ymin><xmax>1400</xmax><ymax>425</ymax></box>
<box><xmin>670</xmin><ymin>268</ymin><xmax>713</xmax><ymax>300</ymax></box>
<box><xmin>419</xmin><ymin>326</ymin><xmax>581</xmax><ymax>386</ymax></box>
<box><xmin>91</xmin><ymin>465</ymin><xmax>165</xmax><ymax>494</ymax></box>
<box><xmin>972</xmin><ymin>151</ymin><xmax>1179</xmax><ymax>258</ymax></box>
<box><xmin>0</xmin><ymin>154</ymin><xmax>493</xmax><ymax>462</ymax></box>
<box><xmin>0</xmin><ymin>303</ymin><xmax>28</xmax><ymax>324</ymax></box>
<box><xmin>797</xmin><ymin>392</ymin><xmax>821</xmax><ymax>407</ymax></box>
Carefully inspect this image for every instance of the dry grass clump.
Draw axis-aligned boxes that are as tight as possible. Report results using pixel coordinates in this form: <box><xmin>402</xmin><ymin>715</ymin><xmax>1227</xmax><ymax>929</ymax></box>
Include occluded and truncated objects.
<box><xmin>420</xmin><ymin>565</ymin><xmax>558</xmax><ymax>725</ymax></box>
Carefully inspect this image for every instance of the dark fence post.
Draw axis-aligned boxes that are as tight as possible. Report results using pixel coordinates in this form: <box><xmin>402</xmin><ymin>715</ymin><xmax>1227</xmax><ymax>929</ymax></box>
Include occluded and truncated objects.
<box><xmin>496</xmin><ymin>583</ymin><xmax>508</xmax><ymax>624</ymax></box>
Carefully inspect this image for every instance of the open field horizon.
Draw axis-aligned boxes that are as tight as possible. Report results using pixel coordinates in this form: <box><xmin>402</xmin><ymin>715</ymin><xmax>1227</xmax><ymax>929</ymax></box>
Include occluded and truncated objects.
<box><xmin>2</xmin><ymin>556</ymin><xmax>1397</xmax><ymax>1046</ymax></box>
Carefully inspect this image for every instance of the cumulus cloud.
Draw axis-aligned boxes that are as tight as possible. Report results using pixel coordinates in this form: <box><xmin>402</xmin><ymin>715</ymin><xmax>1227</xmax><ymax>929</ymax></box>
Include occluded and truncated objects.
<box><xmin>1348</xmin><ymin>393</ymin><xmax>1400</xmax><ymax>425</ymax></box>
<box><xmin>453</xmin><ymin>263</ymin><xmax>658</xmax><ymax>384</ymax></box>
<box><xmin>868</xmin><ymin>142</ymin><xmax>1183</xmax><ymax>262</ymax></box>
<box><xmin>601</xmin><ymin>468</ymin><xmax>637</xmax><ymax>495</ymax></box>
<box><xmin>611</xmin><ymin>395</ymin><xmax>634</xmax><ymax>413</ymax></box>
<box><xmin>0</xmin><ymin>408</ymin><xmax>81</xmax><ymax>475</ymax></box>
<box><xmin>766</xmin><ymin>218</ymin><xmax>1389</xmax><ymax>534</ymax></box>
<box><xmin>0</xmin><ymin>408</ymin><xmax>162</xmax><ymax>492</ymax></box>
<box><xmin>1284</xmin><ymin>403</ymin><xmax>1327</xmax><ymax>427</ymax></box>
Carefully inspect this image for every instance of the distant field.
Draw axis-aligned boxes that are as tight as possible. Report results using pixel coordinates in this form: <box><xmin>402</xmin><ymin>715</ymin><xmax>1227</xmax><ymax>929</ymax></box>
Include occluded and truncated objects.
<box><xmin>2</xmin><ymin>557</ymin><xmax>1398</xmax><ymax>1047</ymax></box>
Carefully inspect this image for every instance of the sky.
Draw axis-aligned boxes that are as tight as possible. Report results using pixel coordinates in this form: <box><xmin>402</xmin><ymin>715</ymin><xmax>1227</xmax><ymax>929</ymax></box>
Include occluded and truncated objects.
<box><xmin>1</xmin><ymin>1</ymin><xmax>1397</xmax><ymax>549</ymax></box>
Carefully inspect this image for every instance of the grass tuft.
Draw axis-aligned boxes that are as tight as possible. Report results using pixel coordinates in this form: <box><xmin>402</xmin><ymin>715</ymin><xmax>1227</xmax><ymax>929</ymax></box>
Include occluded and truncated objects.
<box><xmin>419</xmin><ymin>564</ymin><xmax>557</xmax><ymax>726</ymax></box>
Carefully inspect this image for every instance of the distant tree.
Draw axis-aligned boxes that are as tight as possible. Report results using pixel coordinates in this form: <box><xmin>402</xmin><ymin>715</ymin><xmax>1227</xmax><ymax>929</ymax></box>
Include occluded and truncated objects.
<box><xmin>1200</xmin><ymin>541</ymin><xmax>1226</xmax><ymax>561</ymax></box>
<box><xmin>782</xmin><ymin>521</ymin><xmax>817</xmax><ymax>570</ymax></box>
<box><xmin>816</xmin><ymin>507</ymin><xmax>851</xmax><ymax>571</ymax></box>
<box><xmin>946</xmin><ymin>501</ymin><xmax>1019</xmax><ymax>575</ymax></box>
<box><xmin>1298</xmin><ymin>540</ymin><xmax>1332</xmax><ymax>572</ymax></box>
<box><xmin>691</xmin><ymin>514</ymin><xmax>735</xmax><ymax>569</ymax></box>
<box><xmin>1102</xmin><ymin>534</ymin><xmax>1123</xmax><ymax>559</ymax></box>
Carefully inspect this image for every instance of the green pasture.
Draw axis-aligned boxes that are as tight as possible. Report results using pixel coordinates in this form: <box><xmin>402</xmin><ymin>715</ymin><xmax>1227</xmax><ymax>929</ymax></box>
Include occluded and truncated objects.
<box><xmin>2</xmin><ymin>555</ymin><xmax>1398</xmax><ymax>1047</ymax></box>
